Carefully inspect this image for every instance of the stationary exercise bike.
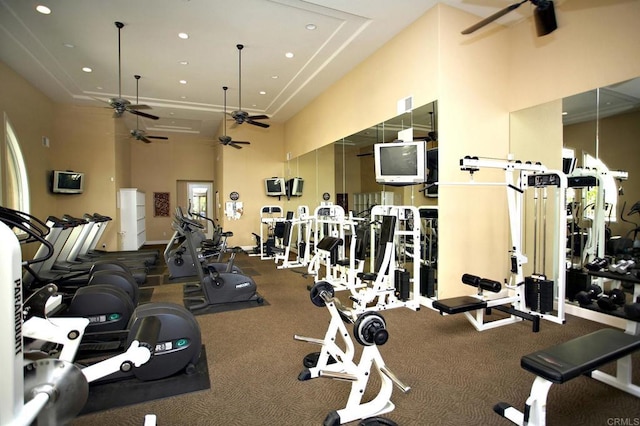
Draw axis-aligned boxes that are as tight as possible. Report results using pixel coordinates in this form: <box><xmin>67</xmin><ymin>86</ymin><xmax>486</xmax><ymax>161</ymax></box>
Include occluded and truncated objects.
<box><xmin>177</xmin><ymin>212</ymin><xmax>263</xmax><ymax>311</ymax></box>
<box><xmin>165</xmin><ymin>207</ymin><xmax>243</xmax><ymax>279</ymax></box>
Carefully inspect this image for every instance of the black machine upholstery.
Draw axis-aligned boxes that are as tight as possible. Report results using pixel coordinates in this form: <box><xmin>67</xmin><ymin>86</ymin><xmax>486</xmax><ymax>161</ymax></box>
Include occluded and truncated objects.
<box><xmin>521</xmin><ymin>328</ymin><xmax>640</xmax><ymax>383</ymax></box>
<box><xmin>316</xmin><ymin>236</ymin><xmax>343</xmax><ymax>266</ymax></box>
<box><xmin>432</xmin><ymin>296</ymin><xmax>487</xmax><ymax>315</ymax></box>
<box><xmin>357</xmin><ymin>216</ymin><xmax>396</xmax><ymax>281</ymax></box>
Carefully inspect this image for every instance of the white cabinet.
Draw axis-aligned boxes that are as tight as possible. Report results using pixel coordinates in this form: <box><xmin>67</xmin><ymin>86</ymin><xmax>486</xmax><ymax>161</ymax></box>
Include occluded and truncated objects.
<box><xmin>119</xmin><ymin>188</ymin><xmax>146</xmax><ymax>250</ymax></box>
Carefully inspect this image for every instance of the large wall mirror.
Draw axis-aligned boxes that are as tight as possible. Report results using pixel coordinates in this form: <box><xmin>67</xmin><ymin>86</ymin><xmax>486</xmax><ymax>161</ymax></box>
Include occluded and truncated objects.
<box><xmin>510</xmin><ymin>77</ymin><xmax>640</xmax><ymax>274</ymax></box>
<box><xmin>334</xmin><ymin>101</ymin><xmax>438</xmax><ymax>215</ymax></box>
<box><xmin>282</xmin><ymin>100</ymin><xmax>438</xmax><ymax>214</ymax></box>
<box><xmin>563</xmin><ymin>77</ymin><xmax>640</xmax><ymax>238</ymax></box>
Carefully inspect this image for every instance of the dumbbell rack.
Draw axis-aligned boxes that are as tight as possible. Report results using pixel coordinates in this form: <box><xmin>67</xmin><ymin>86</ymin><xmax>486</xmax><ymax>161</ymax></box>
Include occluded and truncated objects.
<box><xmin>586</xmin><ymin>270</ymin><xmax>640</xmax><ymax>335</ymax></box>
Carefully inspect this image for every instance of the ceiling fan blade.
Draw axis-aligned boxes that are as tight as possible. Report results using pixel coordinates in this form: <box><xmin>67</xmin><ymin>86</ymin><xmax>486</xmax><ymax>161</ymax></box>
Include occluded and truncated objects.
<box><xmin>248</xmin><ymin>114</ymin><xmax>269</xmax><ymax>120</ymax></box>
<box><xmin>147</xmin><ymin>135</ymin><xmax>169</xmax><ymax>140</ymax></box>
<box><xmin>128</xmin><ymin>104</ymin><xmax>152</xmax><ymax>110</ymax></box>
<box><xmin>140</xmin><ymin>136</ymin><xmax>152</xmax><ymax>144</ymax></box>
<box><xmin>234</xmin><ymin>141</ymin><xmax>250</xmax><ymax>145</ymax></box>
<box><xmin>129</xmin><ymin>109</ymin><xmax>160</xmax><ymax>120</ymax></box>
<box><xmin>461</xmin><ymin>0</ymin><xmax>528</xmax><ymax>34</ymax></box>
<box><xmin>247</xmin><ymin>120</ymin><xmax>270</xmax><ymax>128</ymax></box>
<box><xmin>229</xmin><ymin>143</ymin><xmax>244</xmax><ymax>149</ymax></box>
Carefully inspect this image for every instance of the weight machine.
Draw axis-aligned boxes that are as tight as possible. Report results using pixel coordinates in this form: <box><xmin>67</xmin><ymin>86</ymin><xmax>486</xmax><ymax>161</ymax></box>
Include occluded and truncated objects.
<box><xmin>274</xmin><ymin>205</ymin><xmax>314</xmax><ymax>269</ymax></box>
<box><xmin>255</xmin><ymin>205</ymin><xmax>285</xmax><ymax>260</ymax></box>
<box><xmin>432</xmin><ymin>156</ymin><xmax>567</xmax><ymax>331</ymax></box>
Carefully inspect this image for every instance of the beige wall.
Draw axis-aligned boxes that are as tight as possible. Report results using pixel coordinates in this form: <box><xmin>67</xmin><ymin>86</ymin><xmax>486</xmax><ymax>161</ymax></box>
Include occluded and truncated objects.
<box><xmin>130</xmin><ymin>132</ymin><xmax>215</xmax><ymax>244</ymax></box>
<box><xmin>2</xmin><ymin>0</ymin><xmax>640</xmax><ymax>297</ymax></box>
<box><xmin>216</xmin><ymin>121</ymin><xmax>286</xmax><ymax>247</ymax></box>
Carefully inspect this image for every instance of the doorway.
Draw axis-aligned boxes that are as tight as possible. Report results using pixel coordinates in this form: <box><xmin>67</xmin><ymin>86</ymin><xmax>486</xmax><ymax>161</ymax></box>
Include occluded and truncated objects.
<box><xmin>177</xmin><ymin>180</ymin><xmax>215</xmax><ymax>240</ymax></box>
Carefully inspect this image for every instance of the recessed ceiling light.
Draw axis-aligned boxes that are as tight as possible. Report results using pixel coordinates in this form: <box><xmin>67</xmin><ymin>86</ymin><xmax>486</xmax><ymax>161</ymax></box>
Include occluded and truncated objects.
<box><xmin>285</xmin><ymin>52</ymin><xmax>294</xmax><ymax>59</ymax></box>
<box><xmin>179</xmin><ymin>80</ymin><xmax>187</xmax><ymax>84</ymax></box>
<box><xmin>63</xmin><ymin>43</ymin><xmax>75</xmax><ymax>48</ymax></box>
<box><xmin>36</xmin><ymin>5</ymin><xmax>51</xmax><ymax>14</ymax></box>
<box><xmin>179</xmin><ymin>60</ymin><xmax>189</xmax><ymax>65</ymax></box>
<box><xmin>562</xmin><ymin>111</ymin><xmax>568</xmax><ymax>115</ymax></box>
<box><xmin>82</xmin><ymin>67</ymin><xmax>92</xmax><ymax>73</ymax></box>
<box><xmin>305</xmin><ymin>23</ymin><xmax>317</xmax><ymax>30</ymax></box>
<box><xmin>259</xmin><ymin>91</ymin><xmax>266</xmax><ymax>95</ymax></box>
<box><xmin>180</xmin><ymin>96</ymin><xmax>187</xmax><ymax>99</ymax></box>
<box><xmin>169</xmin><ymin>112</ymin><xmax>175</xmax><ymax>116</ymax></box>
<box><xmin>271</xmin><ymin>75</ymin><xmax>279</xmax><ymax>79</ymax></box>
<box><xmin>178</xmin><ymin>32</ymin><xmax>189</xmax><ymax>39</ymax></box>
<box><xmin>96</xmin><ymin>86</ymin><xmax>103</xmax><ymax>90</ymax></box>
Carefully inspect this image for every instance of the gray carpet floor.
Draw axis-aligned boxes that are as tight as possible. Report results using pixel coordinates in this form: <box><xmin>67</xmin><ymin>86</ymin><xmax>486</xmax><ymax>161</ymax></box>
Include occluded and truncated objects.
<box><xmin>71</xmin><ymin>252</ymin><xmax>640</xmax><ymax>426</ymax></box>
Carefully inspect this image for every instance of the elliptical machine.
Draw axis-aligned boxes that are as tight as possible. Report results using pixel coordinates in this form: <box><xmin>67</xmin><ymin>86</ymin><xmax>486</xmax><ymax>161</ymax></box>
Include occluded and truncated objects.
<box><xmin>1</xmin><ymin>206</ymin><xmax>202</xmax><ymax>383</ymax></box>
<box><xmin>177</xmin><ymin>212</ymin><xmax>263</xmax><ymax>311</ymax></box>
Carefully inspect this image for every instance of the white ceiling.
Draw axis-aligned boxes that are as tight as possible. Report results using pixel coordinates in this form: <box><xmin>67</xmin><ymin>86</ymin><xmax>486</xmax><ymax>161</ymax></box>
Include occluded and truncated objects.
<box><xmin>0</xmin><ymin>0</ymin><xmax>561</xmax><ymax>139</ymax></box>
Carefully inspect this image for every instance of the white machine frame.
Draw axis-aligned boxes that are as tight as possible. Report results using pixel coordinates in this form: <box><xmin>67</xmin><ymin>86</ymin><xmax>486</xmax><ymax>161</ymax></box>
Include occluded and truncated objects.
<box><xmin>294</xmin><ymin>288</ymin><xmax>410</xmax><ymax>425</ymax></box>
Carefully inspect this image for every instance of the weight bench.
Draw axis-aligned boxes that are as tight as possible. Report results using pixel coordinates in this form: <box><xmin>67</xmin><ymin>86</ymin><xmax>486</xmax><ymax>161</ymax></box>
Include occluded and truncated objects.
<box><xmin>432</xmin><ymin>274</ymin><xmax>542</xmax><ymax>332</ymax></box>
<box><xmin>495</xmin><ymin>328</ymin><xmax>640</xmax><ymax>426</ymax></box>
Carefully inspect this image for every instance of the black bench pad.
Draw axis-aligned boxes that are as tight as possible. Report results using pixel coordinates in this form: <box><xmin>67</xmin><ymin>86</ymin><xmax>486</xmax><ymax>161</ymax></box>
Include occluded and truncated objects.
<box><xmin>521</xmin><ymin>328</ymin><xmax>640</xmax><ymax>384</ymax></box>
<box><xmin>432</xmin><ymin>296</ymin><xmax>487</xmax><ymax>315</ymax></box>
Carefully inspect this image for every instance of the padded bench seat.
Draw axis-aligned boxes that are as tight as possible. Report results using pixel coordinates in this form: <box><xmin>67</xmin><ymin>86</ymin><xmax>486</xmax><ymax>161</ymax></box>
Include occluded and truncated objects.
<box><xmin>522</xmin><ymin>328</ymin><xmax>640</xmax><ymax>384</ymax></box>
<box><xmin>432</xmin><ymin>296</ymin><xmax>487</xmax><ymax>315</ymax></box>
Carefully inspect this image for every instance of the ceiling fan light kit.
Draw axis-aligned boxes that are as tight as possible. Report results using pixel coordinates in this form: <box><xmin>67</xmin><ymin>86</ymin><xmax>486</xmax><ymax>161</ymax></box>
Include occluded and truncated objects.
<box><xmin>131</xmin><ymin>74</ymin><xmax>168</xmax><ymax>143</ymax></box>
<box><xmin>226</xmin><ymin>44</ymin><xmax>270</xmax><ymax>129</ymax></box>
<box><xmin>219</xmin><ymin>86</ymin><xmax>251</xmax><ymax>149</ymax></box>
<box><xmin>106</xmin><ymin>21</ymin><xmax>160</xmax><ymax>121</ymax></box>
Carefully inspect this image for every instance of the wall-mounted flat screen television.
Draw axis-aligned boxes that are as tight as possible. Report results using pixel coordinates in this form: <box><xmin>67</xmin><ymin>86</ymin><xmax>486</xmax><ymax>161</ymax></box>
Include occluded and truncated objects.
<box><xmin>374</xmin><ymin>140</ymin><xmax>426</xmax><ymax>186</ymax></box>
<box><xmin>265</xmin><ymin>177</ymin><xmax>286</xmax><ymax>196</ymax></box>
<box><xmin>286</xmin><ymin>177</ymin><xmax>304</xmax><ymax>197</ymax></box>
<box><xmin>50</xmin><ymin>170</ymin><xmax>84</xmax><ymax>194</ymax></box>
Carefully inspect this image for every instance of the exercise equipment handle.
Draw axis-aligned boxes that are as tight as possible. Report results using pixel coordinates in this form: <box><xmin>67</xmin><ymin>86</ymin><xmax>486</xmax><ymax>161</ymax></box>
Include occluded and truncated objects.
<box><xmin>133</xmin><ymin>316</ymin><xmax>162</xmax><ymax>355</ymax></box>
<box><xmin>380</xmin><ymin>365</ymin><xmax>411</xmax><ymax>393</ymax></box>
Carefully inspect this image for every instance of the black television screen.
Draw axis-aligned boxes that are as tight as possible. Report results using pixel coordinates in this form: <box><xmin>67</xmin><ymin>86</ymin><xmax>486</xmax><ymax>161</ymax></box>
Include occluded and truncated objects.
<box><xmin>374</xmin><ymin>141</ymin><xmax>426</xmax><ymax>185</ymax></box>
<box><xmin>265</xmin><ymin>177</ymin><xmax>286</xmax><ymax>196</ymax></box>
<box><xmin>286</xmin><ymin>177</ymin><xmax>304</xmax><ymax>197</ymax></box>
<box><xmin>51</xmin><ymin>170</ymin><xmax>84</xmax><ymax>194</ymax></box>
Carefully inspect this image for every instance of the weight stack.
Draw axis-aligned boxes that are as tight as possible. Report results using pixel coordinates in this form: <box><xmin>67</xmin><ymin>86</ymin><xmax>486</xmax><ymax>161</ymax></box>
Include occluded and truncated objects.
<box><xmin>420</xmin><ymin>265</ymin><xmax>435</xmax><ymax>297</ymax></box>
<box><xmin>395</xmin><ymin>269</ymin><xmax>410</xmax><ymax>301</ymax></box>
<box><xmin>525</xmin><ymin>275</ymin><xmax>554</xmax><ymax>314</ymax></box>
<box><xmin>565</xmin><ymin>269</ymin><xmax>589</xmax><ymax>301</ymax></box>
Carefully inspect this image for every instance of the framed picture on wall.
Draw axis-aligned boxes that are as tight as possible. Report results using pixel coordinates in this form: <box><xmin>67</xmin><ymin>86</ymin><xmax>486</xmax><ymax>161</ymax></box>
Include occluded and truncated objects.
<box><xmin>154</xmin><ymin>192</ymin><xmax>170</xmax><ymax>217</ymax></box>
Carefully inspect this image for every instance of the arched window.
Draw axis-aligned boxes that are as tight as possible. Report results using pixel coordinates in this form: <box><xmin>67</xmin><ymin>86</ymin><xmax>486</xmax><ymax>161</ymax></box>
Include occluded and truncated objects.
<box><xmin>3</xmin><ymin>114</ymin><xmax>30</xmax><ymax>213</ymax></box>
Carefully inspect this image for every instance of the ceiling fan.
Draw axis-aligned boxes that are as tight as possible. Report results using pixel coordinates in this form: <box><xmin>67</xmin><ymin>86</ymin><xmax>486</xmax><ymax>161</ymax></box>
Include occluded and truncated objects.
<box><xmin>130</xmin><ymin>75</ymin><xmax>168</xmax><ymax>143</ymax></box>
<box><xmin>103</xmin><ymin>22</ymin><xmax>159</xmax><ymax>120</ymax></box>
<box><xmin>219</xmin><ymin>86</ymin><xmax>250</xmax><ymax>149</ymax></box>
<box><xmin>228</xmin><ymin>44</ymin><xmax>270</xmax><ymax>128</ymax></box>
<box><xmin>462</xmin><ymin>0</ymin><xmax>557</xmax><ymax>37</ymax></box>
